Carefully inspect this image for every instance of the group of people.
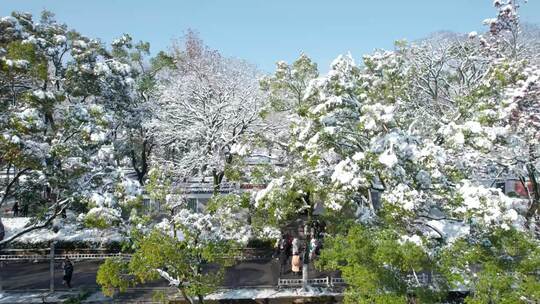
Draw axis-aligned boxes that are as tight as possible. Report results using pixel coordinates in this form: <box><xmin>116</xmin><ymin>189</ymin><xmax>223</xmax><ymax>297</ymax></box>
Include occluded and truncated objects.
<box><xmin>274</xmin><ymin>233</ymin><xmax>322</xmax><ymax>276</ymax></box>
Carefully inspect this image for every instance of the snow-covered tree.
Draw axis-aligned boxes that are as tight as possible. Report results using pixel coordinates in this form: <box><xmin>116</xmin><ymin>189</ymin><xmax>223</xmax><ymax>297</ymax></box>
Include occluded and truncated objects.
<box><xmin>0</xmin><ymin>11</ymin><xmax>142</xmax><ymax>245</ymax></box>
<box><xmin>107</xmin><ymin>34</ymin><xmax>174</xmax><ymax>185</ymax></box>
<box><xmin>97</xmin><ymin>34</ymin><xmax>271</xmax><ymax>300</ymax></box>
<box><xmin>256</xmin><ymin>1</ymin><xmax>540</xmax><ymax>301</ymax></box>
<box><xmin>149</xmin><ymin>33</ymin><xmax>266</xmax><ymax>193</ymax></box>
<box><xmin>97</xmin><ymin>193</ymin><xmax>243</xmax><ymax>303</ymax></box>
<box><xmin>426</xmin><ymin>0</ymin><xmax>540</xmax><ymax>230</ymax></box>
<box><xmin>253</xmin><ymin>55</ymin><xmax>326</xmax><ymax>226</ymax></box>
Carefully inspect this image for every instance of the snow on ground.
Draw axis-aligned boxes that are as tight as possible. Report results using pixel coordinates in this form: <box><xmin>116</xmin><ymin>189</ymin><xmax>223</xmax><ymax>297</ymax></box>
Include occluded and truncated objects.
<box><xmin>0</xmin><ymin>292</ymin><xmax>72</xmax><ymax>303</ymax></box>
<box><xmin>0</xmin><ymin>291</ymin><xmax>111</xmax><ymax>303</ymax></box>
<box><xmin>206</xmin><ymin>287</ymin><xmax>342</xmax><ymax>300</ymax></box>
<box><xmin>426</xmin><ymin>219</ymin><xmax>469</xmax><ymax>244</ymax></box>
<box><xmin>0</xmin><ymin>288</ymin><xmax>342</xmax><ymax>303</ymax></box>
<box><xmin>2</xmin><ymin>217</ymin><xmax>123</xmax><ymax>244</ymax></box>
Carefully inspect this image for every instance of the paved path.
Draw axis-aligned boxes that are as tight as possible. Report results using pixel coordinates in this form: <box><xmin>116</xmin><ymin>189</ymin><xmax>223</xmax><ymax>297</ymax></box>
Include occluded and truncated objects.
<box><xmin>0</xmin><ymin>258</ymin><xmax>338</xmax><ymax>291</ymax></box>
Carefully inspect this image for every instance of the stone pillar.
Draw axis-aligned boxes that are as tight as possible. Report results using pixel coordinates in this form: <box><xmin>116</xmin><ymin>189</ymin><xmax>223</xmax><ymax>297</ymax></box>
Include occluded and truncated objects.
<box><xmin>0</xmin><ymin>218</ymin><xmax>5</xmax><ymax>241</ymax></box>
<box><xmin>0</xmin><ymin>261</ymin><xmax>4</xmax><ymax>292</ymax></box>
<box><xmin>49</xmin><ymin>242</ymin><xmax>55</xmax><ymax>292</ymax></box>
<box><xmin>302</xmin><ymin>231</ymin><xmax>310</xmax><ymax>291</ymax></box>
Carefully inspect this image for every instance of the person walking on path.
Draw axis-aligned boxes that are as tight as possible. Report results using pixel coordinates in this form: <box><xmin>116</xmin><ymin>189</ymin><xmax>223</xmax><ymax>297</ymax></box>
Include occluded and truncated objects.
<box><xmin>11</xmin><ymin>201</ymin><xmax>19</xmax><ymax>217</ymax></box>
<box><xmin>62</xmin><ymin>256</ymin><xmax>74</xmax><ymax>288</ymax></box>
<box><xmin>276</xmin><ymin>234</ymin><xmax>291</xmax><ymax>275</ymax></box>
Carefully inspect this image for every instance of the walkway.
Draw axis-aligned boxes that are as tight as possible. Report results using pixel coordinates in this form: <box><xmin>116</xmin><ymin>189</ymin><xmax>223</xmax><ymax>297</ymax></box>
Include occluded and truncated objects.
<box><xmin>0</xmin><ymin>258</ymin><xmax>340</xmax><ymax>291</ymax></box>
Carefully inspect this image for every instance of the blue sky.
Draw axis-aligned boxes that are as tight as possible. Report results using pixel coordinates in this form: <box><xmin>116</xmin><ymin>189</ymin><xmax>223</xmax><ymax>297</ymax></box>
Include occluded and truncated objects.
<box><xmin>1</xmin><ymin>0</ymin><xmax>539</xmax><ymax>72</ymax></box>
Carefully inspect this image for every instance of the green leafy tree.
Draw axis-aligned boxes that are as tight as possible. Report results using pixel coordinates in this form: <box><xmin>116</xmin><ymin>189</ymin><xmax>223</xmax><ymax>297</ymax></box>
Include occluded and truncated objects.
<box><xmin>98</xmin><ymin>225</ymin><xmax>235</xmax><ymax>304</ymax></box>
<box><xmin>318</xmin><ymin>225</ymin><xmax>445</xmax><ymax>303</ymax></box>
<box><xmin>440</xmin><ymin>228</ymin><xmax>540</xmax><ymax>303</ymax></box>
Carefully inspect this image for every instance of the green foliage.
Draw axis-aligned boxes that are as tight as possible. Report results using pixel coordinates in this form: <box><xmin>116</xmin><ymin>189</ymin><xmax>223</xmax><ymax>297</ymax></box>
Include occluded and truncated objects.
<box><xmin>129</xmin><ymin>230</ymin><xmax>226</xmax><ymax>298</ymax></box>
<box><xmin>83</xmin><ymin>213</ymin><xmax>113</xmax><ymax>229</ymax></box>
<box><xmin>248</xmin><ymin>163</ymin><xmax>273</xmax><ymax>184</ymax></box>
<box><xmin>3</xmin><ymin>41</ymin><xmax>48</xmax><ymax>80</ymax></box>
<box><xmin>96</xmin><ymin>258</ymin><xmax>130</xmax><ymax>297</ymax></box>
<box><xmin>440</xmin><ymin>228</ymin><xmax>540</xmax><ymax>303</ymax></box>
<box><xmin>151</xmin><ymin>51</ymin><xmax>175</xmax><ymax>72</ymax></box>
<box><xmin>223</xmin><ymin>162</ymin><xmax>244</xmax><ymax>182</ymax></box>
<box><xmin>152</xmin><ymin>290</ymin><xmax>169</xmax><ymax>304</ymax></box>
<box><xmin>98</xmin><ymin>229</ymin><xmax>234</xmax><ymax>302</ymax></box>
<box><xmin>145</xmin><ymin>168</ymin><xmax>171</xmax><ymax>205</ymax></box>
<box><xmin>260</xmin><ymin>53</ymin><xmax>319</xmax><ymax>112</ymax></box>
<box><xmin>317</xmin><ymin>224</ymin><xmax>444</xmax><ymax>303</ymax></box>
<box><xmin>64</xmin><ymin>290</ymin><xmax>91</xmax><ymax>304</ymax></box>
<box><xmin>207</xmin><ymin>192</ymin><xmax>251</xmax><ymax>212</ymax></box>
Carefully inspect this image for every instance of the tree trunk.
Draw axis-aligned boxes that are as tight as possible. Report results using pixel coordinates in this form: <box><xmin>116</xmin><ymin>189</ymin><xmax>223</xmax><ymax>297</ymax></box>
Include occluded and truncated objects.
<box><xmin>198</xmin><ymin>294</ymin><xmax>205</xmax><ymax>304</ymax></box>
<box><xmin>302</xmin><ymin>261</ymin><xmax>309</xmax><ymax>291</ymax></box>
<box><xmin>212</xmin><ymin>170</ymin><xmax>225</xmax><ymax>196</ymax></box>
<box><xmin>525</xmin><ymin>164</ymin><xmax>539</xmax><ymax>225</ymax></box>
<box><xmin>49</xmin><ymin>242</ymin><xmax>55</xmax><ymax>292</ymax></box>
<box><xmin>0</xmin><ymin>218</ymin><xmax>4</xmax><ymax>241</ymax></box>
<box><xmin>129</xmin><ymin>131</ymin><xmax>153</xmax><ymax>185</ymax></box>
<box><xmin>130</xmin><ymin>148</ymin><xmax>147</xmax><ymax>185</ymax></box>
<box><xmin>302</xmin><ymin>192</ymin><xmax>312</xmax><ymax>290</ymax></box>
<box><xmin>44</xmin><ymin>111</ymin><xmax>56</xmax><ymax>132</ymax></box>
<box><xmin>525</xmin><ymin>144</ymin><xmax>540</xmax><ymax>228</ymax></box>
<box><xmin>179</xmin><ymin>287</ymin><xmax>194</xmax><ymax>304</ymax></box>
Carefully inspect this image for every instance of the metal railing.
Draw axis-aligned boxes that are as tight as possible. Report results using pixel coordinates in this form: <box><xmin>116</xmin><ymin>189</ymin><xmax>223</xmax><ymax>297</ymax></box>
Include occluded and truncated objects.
<box><xmin>330</xmin><ymin>277</ymin><xmax>346</xmax><ymax>286</ymax></box>
<box><xmin>404</xmin><ymin>272</ymin><xmax>446</xmax><ymax>287</ymax></box>
<box><xmin>278</xmin><ymin>276</ymin><xmax>346</xmax><ymax>288</ymax></box>
<box><xmin>0</xmin><ymin>253</ymin><xmax>132</xmax><ymax>261</ymax></box>
<box><xmin>176</xmin><ymin>182</ymin><xmax>238</xmax><ymax>193</ymax></box>
<box><xmin>0</xmin><ymin>247</ymin><xmax>271</xmax><ymax>261</ymax></box>
<box><xmin>278</xmin><ymin>278</ymin><xmax>303</xmax><ymax>287</ymax></box>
